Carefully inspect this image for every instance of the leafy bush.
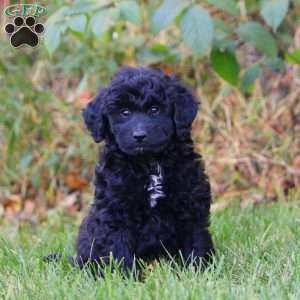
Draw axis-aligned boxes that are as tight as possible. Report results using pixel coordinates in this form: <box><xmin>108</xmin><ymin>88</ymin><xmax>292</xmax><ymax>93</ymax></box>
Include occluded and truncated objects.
<box><xmin>0</xmin><ymin>0</ymin><xmax>299</xmax><ymax>219</ymax></box>
<box><xmin>44</xmin><ymin>0</ymin><xmax>300</xmax><ymax>89</ymax></box>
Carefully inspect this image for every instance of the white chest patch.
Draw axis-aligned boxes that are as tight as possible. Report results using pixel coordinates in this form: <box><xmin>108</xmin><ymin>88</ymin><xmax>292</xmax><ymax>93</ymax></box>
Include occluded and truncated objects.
<box><xmin>147</xmin><ymin>163</ymin><xmax>165</xmax><ymax>208</ymax></box>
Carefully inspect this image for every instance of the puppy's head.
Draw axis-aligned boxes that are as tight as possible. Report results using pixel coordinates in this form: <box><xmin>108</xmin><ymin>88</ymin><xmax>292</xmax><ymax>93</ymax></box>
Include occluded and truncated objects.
<box><xmin>83</xmin><ymin>66</ymin><xmax>198</xmax><ymax>155</ymax></box>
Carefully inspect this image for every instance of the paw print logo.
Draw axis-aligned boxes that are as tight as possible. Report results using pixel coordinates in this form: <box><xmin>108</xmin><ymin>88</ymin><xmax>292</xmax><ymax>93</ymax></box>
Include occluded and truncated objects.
<box><xmin>5</xmin><ymin>16</ymin><xmax>44</xmax><ymax>48</ymax></box>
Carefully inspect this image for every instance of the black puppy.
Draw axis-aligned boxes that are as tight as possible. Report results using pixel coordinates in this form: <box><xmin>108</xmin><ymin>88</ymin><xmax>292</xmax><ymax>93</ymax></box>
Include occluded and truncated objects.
<box><xmin>74</xmin><ymin>66</ymin><xmax>214</xmax><ymax>272</ymax></box>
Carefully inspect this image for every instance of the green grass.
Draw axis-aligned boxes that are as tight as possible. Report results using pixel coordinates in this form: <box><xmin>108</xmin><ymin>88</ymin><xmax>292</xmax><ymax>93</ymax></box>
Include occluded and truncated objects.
<box><xmin>0</xmin><ymin>202</ymin><xmax>299</xmax><ymax>300</ymax></box>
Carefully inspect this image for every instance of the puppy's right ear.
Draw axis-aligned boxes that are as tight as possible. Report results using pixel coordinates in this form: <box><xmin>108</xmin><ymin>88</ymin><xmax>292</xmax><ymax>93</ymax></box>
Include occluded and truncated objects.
<box><xmin>82</xmin><ymin>90</ymin><xmax>107</xmax><ymax>143</ymax></box>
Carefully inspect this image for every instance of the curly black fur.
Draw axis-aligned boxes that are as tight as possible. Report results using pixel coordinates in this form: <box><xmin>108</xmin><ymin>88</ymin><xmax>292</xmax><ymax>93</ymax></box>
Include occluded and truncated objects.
<box><xmin>76</xmin><ymin>66</ymin><xmax>214</xmax><ymax>273</ymax></box>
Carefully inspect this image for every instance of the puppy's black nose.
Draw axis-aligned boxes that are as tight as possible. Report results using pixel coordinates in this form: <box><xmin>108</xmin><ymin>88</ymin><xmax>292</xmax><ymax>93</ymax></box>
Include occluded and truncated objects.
<box><xmin>133</xmin><ymin>130</ymin><xmax>147</xmax><ymax>142</ymax></box>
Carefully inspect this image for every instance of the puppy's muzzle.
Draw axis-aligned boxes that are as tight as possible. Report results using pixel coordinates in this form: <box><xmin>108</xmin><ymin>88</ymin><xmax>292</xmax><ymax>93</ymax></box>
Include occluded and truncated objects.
<box><xmin>133</xmin><ymin>129</ymin><xmax>147</xmax><ymax>143</ymax></box>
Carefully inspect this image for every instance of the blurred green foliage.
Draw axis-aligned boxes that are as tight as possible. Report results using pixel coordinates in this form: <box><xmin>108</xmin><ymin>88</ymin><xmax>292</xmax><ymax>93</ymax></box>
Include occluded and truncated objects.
<box><xmin>43</xmin><ymin>0</ymin><xmax>300</xmax><ymax>86</ymax></box>
<box><xmin>0</xmin><ymin>0</ymin><xmax>299</xmax><ymax>211</ymax></box>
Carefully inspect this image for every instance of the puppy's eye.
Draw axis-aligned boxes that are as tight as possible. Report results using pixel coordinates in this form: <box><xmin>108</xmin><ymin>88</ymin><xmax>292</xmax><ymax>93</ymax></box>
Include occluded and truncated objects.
<box><xmin>120</xmin><ymin>108</ymin><xmax>131</xmax><ymax>117</ymax></box>
<box><xmin>149</xmin><ymin>106</ymin><xmax>160</xmax><ymax>115</ymax></box>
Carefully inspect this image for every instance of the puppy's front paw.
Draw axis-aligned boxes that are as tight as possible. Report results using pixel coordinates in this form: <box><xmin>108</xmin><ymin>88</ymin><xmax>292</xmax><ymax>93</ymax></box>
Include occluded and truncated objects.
<box><xmin>43</xmin><ymin>252</ymin><xmax>62</xmax><ymax>263</ymax></box>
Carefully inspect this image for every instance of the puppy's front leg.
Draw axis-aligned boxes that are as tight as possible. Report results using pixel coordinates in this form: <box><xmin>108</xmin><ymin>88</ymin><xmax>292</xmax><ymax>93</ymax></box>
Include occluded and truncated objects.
<box><xmin>182</xmin><ymin>224</ymin><xmax>214</xmax><ymax>268</ymax></box>
<box><xmin>75</xmin><ymin>210</ymin><xmax>135</xmax><ymax>273</ymax></box>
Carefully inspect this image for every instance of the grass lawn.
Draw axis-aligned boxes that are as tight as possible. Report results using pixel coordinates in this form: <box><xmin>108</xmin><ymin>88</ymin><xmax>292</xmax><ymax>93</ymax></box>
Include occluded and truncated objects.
<box><xmin>0</xmin><ymin>202</ymin><xmax>299</xmax><ymax>300</ymax></box>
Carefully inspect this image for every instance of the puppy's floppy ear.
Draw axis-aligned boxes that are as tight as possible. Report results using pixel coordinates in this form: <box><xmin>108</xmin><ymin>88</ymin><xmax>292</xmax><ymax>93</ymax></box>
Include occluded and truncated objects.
<box><xmin>171</xmin><ymin>83</ymin><xmax>198</xmax><ymax>140</ymax></box>
<box><xmin>82</xmin><ymin>90</ymin><xmax>107</xmax><ymax>143</ymax></box>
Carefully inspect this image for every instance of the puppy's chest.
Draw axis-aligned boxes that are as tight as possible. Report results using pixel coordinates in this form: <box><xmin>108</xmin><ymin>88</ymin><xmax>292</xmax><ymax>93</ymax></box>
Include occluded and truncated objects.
<box><xmin>145</xmin><ymin>162</ymin><xmax>165</xmax><ymax>208</ymax></box>
<box><xmin>127</xmin><ymin>162</ymin><xmax>167</xmax><ymax>209</ymax></box>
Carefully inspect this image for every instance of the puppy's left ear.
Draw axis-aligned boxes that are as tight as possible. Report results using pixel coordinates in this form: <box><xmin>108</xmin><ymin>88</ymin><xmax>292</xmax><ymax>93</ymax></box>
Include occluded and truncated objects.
<box><xmin>82</xmin><ymin>90</ymin><xmax>107</xmax><ymax>143</ymax></box>
<box><xmin>170</xmin><ymin>83</ymin><xmax>198</xmax><ymax>140</ymax></box>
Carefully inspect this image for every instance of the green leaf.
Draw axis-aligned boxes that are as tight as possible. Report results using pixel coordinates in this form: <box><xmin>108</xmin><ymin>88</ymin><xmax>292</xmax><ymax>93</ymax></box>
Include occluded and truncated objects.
<box><xmin>0</xmin><ymin>60</ymin><xmax>8</xmax><ymax>73</ymax></box>
<box><xmin>150</xmin><ymin>43</ymin><xmax>170</xmax><ymax>54</ymax></box>
<box><xmin>44</xmin><ymin>24</ymin><xmax>62</xmax><ymax>56</ymax></box>
<box><xmin>205</xmin><ymin>0</ymin><xmax>239</xmax><ymax>16</ymax></box>
<box><xmin>76</xmin><ymin>73</ymin><xmax>89</xmax><ymax>95</ymax></box>
<box><xmin>138</xmin><ymin>46</ymin><xmax>178</xmax><ymax>65</ymax></box>
<box><xmin>237</xmin><ymin>21</ymin><xmax>278</xmax><ymax>58</ymax></box>
<box><xmin>214</xmin><ymin>18</ymin><xmax>234</xmax><ymax>39</ymax></box>
<box><xmin>213</xmin><ymin>39</ymin><xmax>239</xmax><ymax>52</ymax></box>
<box><xmin>285</xmin><ymin>49</ymin><xmax>300</xmax><ymax>65</ymax></box>
<box><xmin>119</xmin><ymin>0</ymin><xmax>141</xmax><ymax>25</ymax></box>
<box><xmin>67</xmin><ymin>0</ymin><xmax>112</xmax><ymax>15</ymax></box>
<box><xmin>91</xmin><ymin>7</ymin><xmax>120</xmax><ymax>38</ymax></box>
<box><xmin>245</xmin><ymin>0</ymin><xmax>261</xmax><ymax>12</ymax></box>
<box><xmin>260</xmin><ymin>0</ymin><xmax>289</xmax><ymax>32</ymax></box>
<box><xmin>138</xmin><ymin>50</ymin><xmax>168</xmax><ymax>65</ymax></box>
<box><xmin>45</xmin><ymin>6</ymin><xmax>68</xmax><ymax>26</ymax></box>
<box><xmin>210</xmin><ymin>48</ymin><xmax>240</xmax><ymax>86</ymax></box>
<box><xmin>180</xmin><ymin>5</ymin><xmax>214</xmax><ymax>56</ymax></box>
<box><xmin>240</xmin><ymin>65</ymin><xmax>262</xmax><ymax>92</ymax></box>
<box><xmin>20</xmin><ymin>153</ymin><xmax>33</xmax><ymax>172</ymax></box>
<box><xmin>265</xmin><ymin>57</ymin><xmax>285</xmax><ymax>71</ymax></box>
<box><xmin>44</xmin><ymin>6</ymin><xmax>68</xmax><ymax>55</ymax></box>
<box><xmin>67</xmin><ymin>15</ymin><xmax>87</xmax><ymax>33</ymax></box>
<box><xmin>151</xmin><ymin>0</ymin><xmax>190</xmax><ymax>33</ymax></box>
